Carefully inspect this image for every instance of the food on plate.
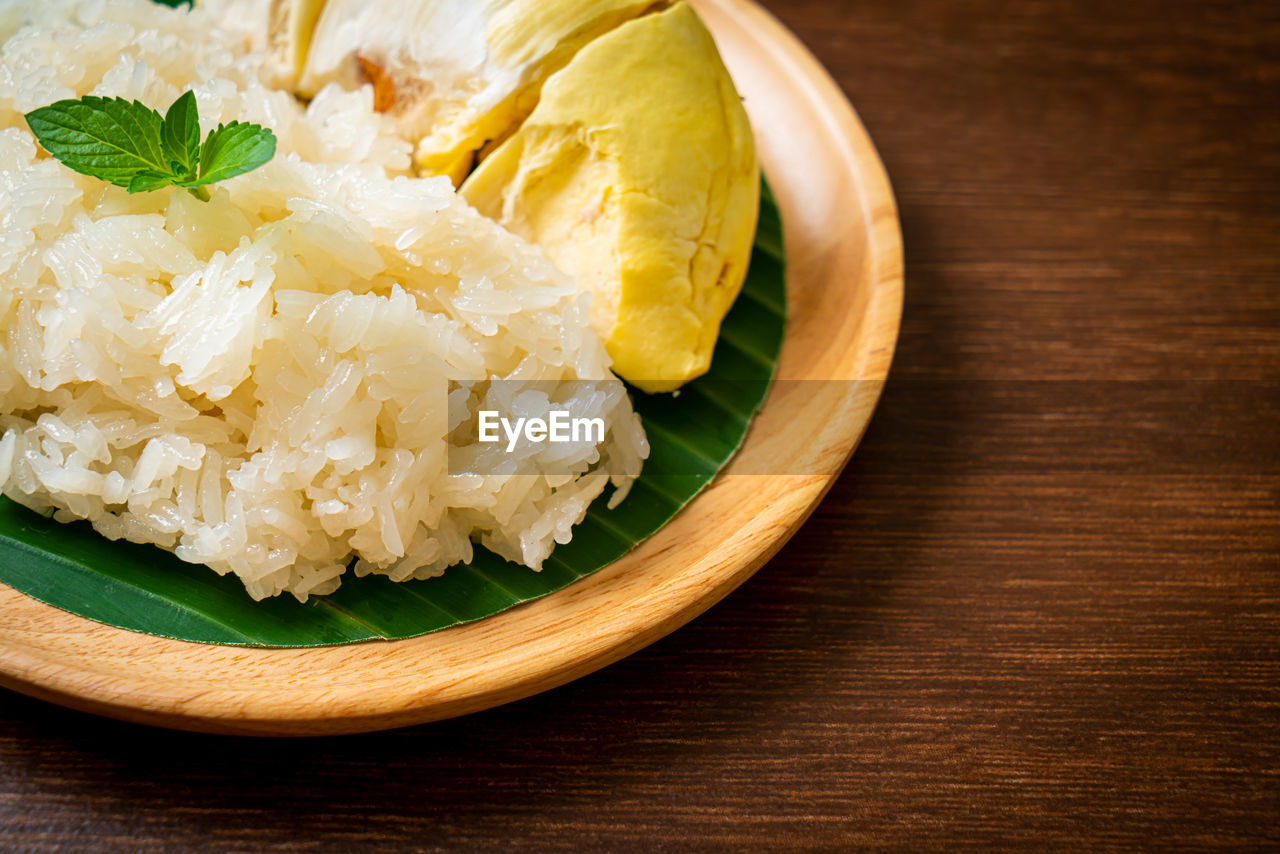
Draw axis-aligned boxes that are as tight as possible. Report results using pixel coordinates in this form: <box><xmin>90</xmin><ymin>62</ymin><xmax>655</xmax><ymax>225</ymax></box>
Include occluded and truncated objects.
<box><xmin>223</xmin><ymin>0</ymin><xmax>760</xmax><ymax>392</ymax></box>
<box><xmin>0</xmin><ymin>0</ymin><xmax>758</xmax><ymax>602</ymax></box>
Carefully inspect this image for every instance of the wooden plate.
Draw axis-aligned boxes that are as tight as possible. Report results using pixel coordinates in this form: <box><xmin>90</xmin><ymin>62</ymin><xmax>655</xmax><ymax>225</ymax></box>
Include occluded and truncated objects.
<box><xmin>0</xmin><ymin>0</ymin><xmax>903</xmax><ymax>735</ymax></box>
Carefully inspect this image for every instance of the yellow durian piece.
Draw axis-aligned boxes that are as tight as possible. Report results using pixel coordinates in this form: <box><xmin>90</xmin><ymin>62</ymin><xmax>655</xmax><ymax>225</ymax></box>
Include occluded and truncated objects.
<box><xmin>461</xmin><ymin>2</ymin><xmax>758</xmax><ymax>392</ymax></box>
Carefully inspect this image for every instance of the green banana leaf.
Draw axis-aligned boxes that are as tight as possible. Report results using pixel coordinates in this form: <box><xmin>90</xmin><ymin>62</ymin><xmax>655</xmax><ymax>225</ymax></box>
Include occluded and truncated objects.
<box><xmin>0</xmin><ymin>183</ymin><xmax>785</xmax><ymax>647</ymax></box>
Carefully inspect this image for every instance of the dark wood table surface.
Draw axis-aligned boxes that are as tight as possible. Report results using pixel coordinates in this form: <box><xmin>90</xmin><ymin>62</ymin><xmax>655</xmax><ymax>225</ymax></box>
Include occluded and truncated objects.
<box><xmin>3</xmin><ymin>0</ymin><xmax>1278</xmax><ymax>850</ymax></box>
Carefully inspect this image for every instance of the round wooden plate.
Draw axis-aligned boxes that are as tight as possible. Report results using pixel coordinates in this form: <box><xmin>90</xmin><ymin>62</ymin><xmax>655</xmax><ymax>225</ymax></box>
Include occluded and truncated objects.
<box><xmin>0</xmin><ymin>0</ymin><xmax>903</xmax><ymax>735</ymax></box>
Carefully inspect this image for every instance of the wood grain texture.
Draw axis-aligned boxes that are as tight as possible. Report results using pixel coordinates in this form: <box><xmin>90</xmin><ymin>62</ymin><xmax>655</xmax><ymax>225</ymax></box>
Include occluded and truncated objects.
<box><xmin>0</xmin><ymin>0</ymin><xmax>903</xmax><ymax>735</ymax></box>
<box><xmin>1</xmin><ymin>0</ymin><xmax>1278</xmax><ymax>848</ymax></box>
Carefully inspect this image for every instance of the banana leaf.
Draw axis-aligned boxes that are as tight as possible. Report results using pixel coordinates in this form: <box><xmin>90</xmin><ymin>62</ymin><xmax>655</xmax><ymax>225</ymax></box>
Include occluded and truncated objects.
<box><xmin>0</xmin><ymin>182</ymin><xmax>785</xmax><ymax>647</ymax></box>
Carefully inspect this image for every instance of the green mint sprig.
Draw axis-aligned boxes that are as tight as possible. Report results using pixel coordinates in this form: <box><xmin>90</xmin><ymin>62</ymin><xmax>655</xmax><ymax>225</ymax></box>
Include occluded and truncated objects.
<box><xmin>24</xmin><ymin>91</ymin><xmax>276</xmax><ymax>202</ymax></box>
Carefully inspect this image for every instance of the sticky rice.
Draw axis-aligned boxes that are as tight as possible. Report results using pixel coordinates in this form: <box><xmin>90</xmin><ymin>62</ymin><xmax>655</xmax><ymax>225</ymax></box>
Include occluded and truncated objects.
<box><xmin>0</xmin><ymin>0</ymin><xmax>647</xmax><ymax>600</ymax></box>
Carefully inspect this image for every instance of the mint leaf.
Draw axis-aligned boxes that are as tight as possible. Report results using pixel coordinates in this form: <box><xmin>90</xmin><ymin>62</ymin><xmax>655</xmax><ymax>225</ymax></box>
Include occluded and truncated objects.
<box><xmin>25</xmin><ymin>97</ymin><xmax>167</xmax><ymax>189</ymax></box>
<box><xmin>24</xmin><ymin>92</ymin><xmax>276</xmax><ymax>202</ymax></box>
<box><xmin>195</xmin><ymin>121</ymin><xmax>276</xmax><ymax>185</ymax></box>
<box><xmin>161</xmin><ymin>90</ymin><xmax>199</xmax><ymax>179</ymax></box>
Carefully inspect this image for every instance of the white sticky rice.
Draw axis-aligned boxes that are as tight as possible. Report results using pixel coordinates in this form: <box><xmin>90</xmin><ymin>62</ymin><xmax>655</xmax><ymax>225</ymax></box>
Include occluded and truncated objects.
<box><xmin>0</xmin><ymin>0</ymin><xmax>648</xmax><ymax>600</ymax></box>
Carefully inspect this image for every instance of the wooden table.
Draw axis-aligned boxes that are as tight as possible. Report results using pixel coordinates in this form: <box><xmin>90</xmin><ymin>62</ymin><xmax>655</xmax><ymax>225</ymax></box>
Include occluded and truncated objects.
<box><xmin>2</xmin><ymin>0</ymin><xmax>1276</xmax><ymax>848</ymax></box>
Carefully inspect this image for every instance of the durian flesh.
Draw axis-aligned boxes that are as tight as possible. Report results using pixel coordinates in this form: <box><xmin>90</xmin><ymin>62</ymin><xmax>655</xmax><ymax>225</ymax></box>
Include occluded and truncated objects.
<box><xmin>298</xmin><ymin>0</ymin><xmax>659</xmax><ymax>181</ymax></box>
<box><xmin>460</xmin><ymin>3</ymin><xmax>758</xmax><ymax>392</ymax></box>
